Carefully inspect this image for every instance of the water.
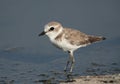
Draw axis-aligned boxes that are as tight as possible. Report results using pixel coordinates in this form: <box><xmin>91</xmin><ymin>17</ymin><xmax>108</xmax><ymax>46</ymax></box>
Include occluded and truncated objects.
<box><xmin>0</xmin><ymin>37</ymin><xmax>120</xmax><ymax>83</ymax></box>
<box><xmin>0</xmin><ymin>0</ymin><xmax>120</xmax><ymax>83</ymax></box>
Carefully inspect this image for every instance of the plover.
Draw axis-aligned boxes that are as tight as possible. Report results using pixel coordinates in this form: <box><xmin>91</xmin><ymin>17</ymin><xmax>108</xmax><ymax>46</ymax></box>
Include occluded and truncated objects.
<box><xmin>38</xmin><ymin>21</ymin><xmax>106</xmax><ymax>72</ymax></box>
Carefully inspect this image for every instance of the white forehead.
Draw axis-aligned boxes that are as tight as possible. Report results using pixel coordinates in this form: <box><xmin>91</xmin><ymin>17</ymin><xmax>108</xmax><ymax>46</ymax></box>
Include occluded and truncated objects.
<box><xmin>44</xmin><ymin>25</ymin><xmax>49</xmax><ymax>31</ymax></box>
<box><xmin>44</xmin><ymin>21</ymin><xmax>62</xmax><ymax>31</ymax></box>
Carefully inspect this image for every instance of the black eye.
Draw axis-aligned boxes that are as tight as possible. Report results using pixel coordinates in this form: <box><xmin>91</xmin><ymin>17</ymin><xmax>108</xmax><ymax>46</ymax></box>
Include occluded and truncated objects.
<box><xmin>49</xmin><ymin>27</ymin><xmax>54</xmax><ymax>31</ymax></box>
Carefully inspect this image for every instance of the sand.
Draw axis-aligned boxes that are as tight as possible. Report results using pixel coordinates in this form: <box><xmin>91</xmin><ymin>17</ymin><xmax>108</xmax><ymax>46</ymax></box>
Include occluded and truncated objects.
<box><xmin>61</xmin><ymin>74</ymin><xmax>120</xmax><ymax>84</ymax></box>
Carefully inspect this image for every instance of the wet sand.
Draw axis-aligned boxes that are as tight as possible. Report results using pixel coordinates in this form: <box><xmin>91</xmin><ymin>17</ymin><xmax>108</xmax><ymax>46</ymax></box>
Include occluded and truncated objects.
<box><xmin>61</xmin><ymin>74</ymin><xmax>120</xmax><ymax>84</ymax></box>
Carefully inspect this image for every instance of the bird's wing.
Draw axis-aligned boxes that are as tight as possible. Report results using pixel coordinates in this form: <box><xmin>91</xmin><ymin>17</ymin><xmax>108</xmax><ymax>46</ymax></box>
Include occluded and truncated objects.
<box><xmin>63</xmin><ymin>28</ymin><xmax>90</xmax><ymax>46</ymax></box>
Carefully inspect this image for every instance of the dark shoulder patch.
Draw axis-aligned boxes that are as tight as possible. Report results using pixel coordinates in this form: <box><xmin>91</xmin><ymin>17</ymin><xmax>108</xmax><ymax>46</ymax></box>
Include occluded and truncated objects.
<box><xmin>55</xmin><ymin>32</ymin><xmax>63</xmax><ymax>41</ymax></box>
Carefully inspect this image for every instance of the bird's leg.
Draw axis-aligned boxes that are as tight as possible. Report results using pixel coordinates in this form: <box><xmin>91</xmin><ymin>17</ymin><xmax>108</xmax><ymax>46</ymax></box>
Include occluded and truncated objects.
<box><xmin>69</xmin><ymin>51</ymin><xmax>75</xmax><ymax>73</ymax></box>
<box><xmin>70</xmin><ymin>60</ymin><xmax>75</xmax><ymax>73</ymax></box>
<box><xmin>64</xmin><ymin>51</ymin><xmax>75</xmax><ymax>73</ymax></box>
<box><xmin>64</xmin><ymin>52</ymin><xmax>71</xmax><ymax>72</ymax></box>
<box><xmin>64</xmin><ymin>60</ymin><xmax>70</xmax><ymax>72</ymax></box>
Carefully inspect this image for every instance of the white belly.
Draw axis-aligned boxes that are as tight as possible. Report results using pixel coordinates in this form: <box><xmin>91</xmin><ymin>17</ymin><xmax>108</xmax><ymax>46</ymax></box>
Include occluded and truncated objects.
<box><xmin>50</xmin><ymin>38</ymin><xmax>82</xmax><ymax>52</ymax></box>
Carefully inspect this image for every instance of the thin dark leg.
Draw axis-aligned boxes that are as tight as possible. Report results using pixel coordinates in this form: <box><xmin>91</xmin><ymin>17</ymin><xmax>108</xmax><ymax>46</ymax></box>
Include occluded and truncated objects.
<box><xmin>69</xmin><ymin>51</ymin><xmax>75</xmax><ymax>73</ymax></box>
<box><xmin>64</xmin><ymin>51</ymin><xmax>71</xmax><ymax>72</ymax></box>
<box><xmin>64</xmin><ymin>61</ymin><xmax>70</xmax><ymax>72</ymax></box>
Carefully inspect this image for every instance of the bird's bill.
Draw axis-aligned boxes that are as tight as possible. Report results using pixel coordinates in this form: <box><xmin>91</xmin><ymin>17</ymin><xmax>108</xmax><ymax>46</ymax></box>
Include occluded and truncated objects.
<box><xmin>38</xmin><ymin>31</ymin><xmax>46</xmax><ymax>36</ymax></box>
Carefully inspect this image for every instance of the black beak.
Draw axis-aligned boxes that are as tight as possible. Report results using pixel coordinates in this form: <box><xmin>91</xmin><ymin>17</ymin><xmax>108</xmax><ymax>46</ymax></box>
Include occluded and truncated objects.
<box><xmin>38</xmin><ymin>31</ymin><xmax>46</xmax><ymax>36</ymax></box>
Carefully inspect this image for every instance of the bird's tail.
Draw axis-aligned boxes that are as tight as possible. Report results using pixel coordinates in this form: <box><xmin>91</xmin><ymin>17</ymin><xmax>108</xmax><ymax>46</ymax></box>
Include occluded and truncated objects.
<box><xmin>88</xmin><ymin>36</ymin><xmax>106</xmax><ymax>43</ymax></box>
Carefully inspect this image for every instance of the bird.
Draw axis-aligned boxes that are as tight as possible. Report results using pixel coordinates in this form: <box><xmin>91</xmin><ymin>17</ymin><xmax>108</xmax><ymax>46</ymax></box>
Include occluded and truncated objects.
<box><xmin>38</xmin><ymin>21</ymin><xmax>106</xmax><ymax>73</ymax></box>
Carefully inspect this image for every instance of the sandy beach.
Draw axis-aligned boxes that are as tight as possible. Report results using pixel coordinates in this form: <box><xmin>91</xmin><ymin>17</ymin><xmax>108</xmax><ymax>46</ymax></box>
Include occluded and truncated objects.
<box><xmin>61</xmin><ymin>74</ymin><xmax>120</xmax><ymax>84</ymax></box>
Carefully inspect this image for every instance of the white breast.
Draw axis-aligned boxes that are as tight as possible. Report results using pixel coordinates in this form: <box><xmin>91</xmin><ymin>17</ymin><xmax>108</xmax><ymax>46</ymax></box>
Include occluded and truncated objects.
<box><xmin>50</xmin><ymin>38</ymin><xmax>81</xmax><ymax>52</ymax></box>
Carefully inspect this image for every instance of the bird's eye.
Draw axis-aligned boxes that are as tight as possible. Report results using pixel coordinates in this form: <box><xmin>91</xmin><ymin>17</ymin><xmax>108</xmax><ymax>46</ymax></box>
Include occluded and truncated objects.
<box><xmin>49</xmin><ymin>27</ymin><xmax>54</xmax><ymax>31</ymax></box>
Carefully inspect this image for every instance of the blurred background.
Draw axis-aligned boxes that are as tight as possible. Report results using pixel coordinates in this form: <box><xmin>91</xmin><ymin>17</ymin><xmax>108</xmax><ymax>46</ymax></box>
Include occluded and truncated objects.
<box><xmin>0</xmin><ymin>0</ymin><xmax>120</xmax><ymax>49</ymax></box>
<box><xmin>0</xmin><ymin>0</ymin><xmax>120</xmax><ymax>83</ymax></box>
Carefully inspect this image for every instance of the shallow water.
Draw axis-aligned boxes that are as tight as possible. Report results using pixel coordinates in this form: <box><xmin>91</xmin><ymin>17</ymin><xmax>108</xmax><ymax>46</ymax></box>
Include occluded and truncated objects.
<box><xmin>0</xmin><ymin>37</ymin><xmax>120</xmax><ymax>83</ymax></box>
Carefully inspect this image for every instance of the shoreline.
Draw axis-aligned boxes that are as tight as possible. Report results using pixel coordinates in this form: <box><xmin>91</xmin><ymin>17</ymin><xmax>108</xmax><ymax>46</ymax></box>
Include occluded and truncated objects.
<box><xmin>60</xmin><ymin>74</ymin><xmax>120</xmax><ymax>84</ymax></box>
